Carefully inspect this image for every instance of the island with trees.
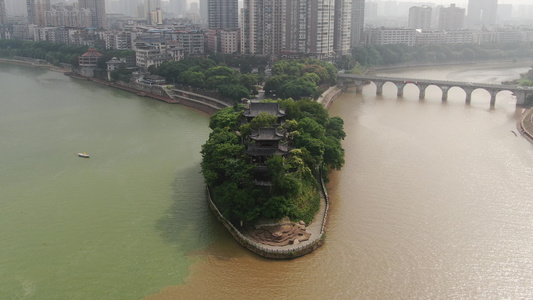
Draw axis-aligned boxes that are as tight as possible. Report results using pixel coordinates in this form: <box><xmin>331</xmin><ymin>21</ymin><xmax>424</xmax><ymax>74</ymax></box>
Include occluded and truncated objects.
<box><xmin>202</xmin><ymin>97</ymin><xmax>345</xmax><ymax>258</ymax></box>
<box><xmin>198</xmin><ymin>58</ymin><xmax>345</xmax><ymax>259</ymax></box>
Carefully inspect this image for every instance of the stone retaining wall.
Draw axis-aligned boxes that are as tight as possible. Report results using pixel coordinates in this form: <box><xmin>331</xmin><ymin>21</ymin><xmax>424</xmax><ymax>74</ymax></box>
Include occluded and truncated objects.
<box><xmin>318</xmin><ymin>86</ymin><xmax>343</xmax><ymax>109</ymax></box>
<box><xmin>206</xmin><ymin>183</ymin><xmax>329</xmax><ymax>259</ymax></box>
<box><xmin>518</xmin><ymin>107</ymin><xmax>533</xmax><ymax>143</ymax></box>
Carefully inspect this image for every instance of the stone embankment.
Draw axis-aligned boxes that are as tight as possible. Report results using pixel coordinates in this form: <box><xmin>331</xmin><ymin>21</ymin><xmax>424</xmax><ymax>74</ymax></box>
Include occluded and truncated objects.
<box><xmin>318</xmin><ymin>86</ymin><xmax>343</xmax><ymax>109</ymax></box>
<box><xmin>0</xmin><ymin>57</ymin><xmax>72</xmax><ymax>72</ymax></box>
<box><xmin>206</xmin><ymin>173</ymin><xmax>330</xmax><ymax>259</ymax></box>
<box><xmin>518</xmin><ymin>107</ymin><xmax>533</xmax><ymax>143</ymax></box>
<box><xmin>65</xmin><ymin>73</ymin><xmax>231</xmax><ymax>114</ymax></box>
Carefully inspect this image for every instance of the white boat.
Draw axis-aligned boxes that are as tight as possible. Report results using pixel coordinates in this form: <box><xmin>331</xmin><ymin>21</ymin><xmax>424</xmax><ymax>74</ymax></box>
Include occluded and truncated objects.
<box><xmin>76</xmin><ymin>152</ymin><xmax>90</xmax><ymax>158</ymax></box>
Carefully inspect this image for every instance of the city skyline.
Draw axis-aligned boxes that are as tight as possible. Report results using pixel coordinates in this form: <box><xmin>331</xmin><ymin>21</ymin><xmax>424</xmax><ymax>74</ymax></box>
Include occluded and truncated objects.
<box><xmin>393</xmin><ymin>0</ymin><xmax>531</xmax><ymax>6</ymax></box>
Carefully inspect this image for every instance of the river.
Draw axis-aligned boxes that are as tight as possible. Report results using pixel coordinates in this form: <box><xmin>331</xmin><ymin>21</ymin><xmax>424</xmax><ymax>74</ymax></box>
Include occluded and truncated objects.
<box><xmin>1</xmin><ymin>61</ymin><xmax>532</xmax><ymax>299</ymax></box>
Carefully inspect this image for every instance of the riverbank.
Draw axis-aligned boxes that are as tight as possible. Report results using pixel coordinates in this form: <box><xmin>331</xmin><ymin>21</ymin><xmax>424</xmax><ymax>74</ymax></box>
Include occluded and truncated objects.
<box><xmin>0</xmin><ymin>57</ymin><xmax>72</xmax><ymax>73</ymax></box>
<box><xmin>518</xmin><ymin>107</ymin><xmax>533</xmax><ymax>143</ymax></box>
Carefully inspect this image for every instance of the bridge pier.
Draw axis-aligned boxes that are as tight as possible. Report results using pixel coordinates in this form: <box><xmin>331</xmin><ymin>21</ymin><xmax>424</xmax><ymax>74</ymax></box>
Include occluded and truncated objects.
<box><xmin>418</xmin><ymin>84</ymin><xmax>428</xmax><ymax>99</ymax></box>
<box><xmin>489</xmin><ymin>90</ymin><xmax>498</xmax><ymax>109</ymax></box>
<box><xmin>513</xmin><ymin>90</ymin><xmax>532</xmax><ymax>106</ymax></box>
<box><xmin>464</xmin><ymin>88</ymin><xmax>474</xmax><ymax>105</ymax></box>
<box><xmin>376</xmin><ymin>82</ymin><xmax>385</xmax><ymax>95</ymax></box>
<box><xmin>397</xmin><ymin>84</ymin><xmax>405</xmax><ymax>97</ymax></box>
<box><xmin>354</xmin><ymin>80</ymin><xmax>364</xmax><ymax>93</ymax></box>
<box><xmin>441</xmin><ymin>86</ymin><xmax>450</xmax><ymax>102</ymax></box>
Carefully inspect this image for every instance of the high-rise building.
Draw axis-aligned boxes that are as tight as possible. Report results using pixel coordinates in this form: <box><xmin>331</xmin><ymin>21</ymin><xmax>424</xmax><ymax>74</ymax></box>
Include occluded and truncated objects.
<box><xmin>27</xmin><ymin>0</ymin><xmax>50</xmax><ymax>26</ymax></box>
<box><xmin>408</xmin><ymin>6</ymin><xmax>432</xmax><ymax>30</ymax></box>
<box><xmin>145</xmin><ymin>0</ymin><xmax>161</xmax><ymax>24</ymax></box>
<box><xmin>6</xmin><ymin>0</ymin><xmax>26</xmax><ymax>16</ymax></box>
<box><xmin>241</xmin><ymin>0</ymin><xmax>284</xmax><ymax>55</ymax></box>
<box><xmin>350</xmin><ymin>0</ymin><xmax>365</xmax><ymax>46</ymax></box>
<box><xmin>466</xmin><ymin>0</ymin><xmax>498</xmax><ymax>27</ymax></box>
<box><xmin>334</xmin><ymin>0</ymin><xmax>351</xmax><ymax>56</ymax></box>
<box><xmin>439</xmin><ymin>3</ymin><xmax>465</xmax><ymax>30</ymax></box>
<box><xmin>79</xmin><ymin>0</ymin><xmax>106</xmax><ymax>29</ymax></box>
<box><xmin>149</xmin><ymin>8</ymin><xmax>162</xmax><ymax>25</ymax></box>
<box><xmin>45</xmin><ymin>3</ymin><xmax>92</xmax><ymax>28</ymax></box>
<box><xmin>208</xmin><ymin>0</ymin><xmax>238</xmax><ymax>29</ymax></box>
<box><xmin>0</xmin><ymin>0</ymin><xmax>6</xmax><ymax>25</ymax></box>
<box><xmin>284</xmin><ymin>0</ymin><xmax>335</xmax><ymax>59</ymax></box>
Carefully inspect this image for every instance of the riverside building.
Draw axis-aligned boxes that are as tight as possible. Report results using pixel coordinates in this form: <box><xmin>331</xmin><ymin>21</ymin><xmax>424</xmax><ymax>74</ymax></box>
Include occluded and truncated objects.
<box><xmin>0</xmin><ymin>0</ymin><xmax>6</xmax><ymax>25</ymax></box>
<box><xmin>350</xmin><ymin>0</ymin><xmax>365</xmax><ymax>46</ymax></box>
<box><xmin>27</xmin><ymin>0</ymin><xmax>50</xmax><ymax>26</ymax></box>
<box><xmin>466</xmin><ymin>0</ymin><xmax>498</xmax><ymax>28</ymax></box>
<box><xmin>408</xmin><ymin>6</ymin><xmax>432</xmax><ymax>30</ymax></box>
<box><xmin>438</xmin><ymin>3</ymin><xmax>465</xmax><ymax>30</ymax></box>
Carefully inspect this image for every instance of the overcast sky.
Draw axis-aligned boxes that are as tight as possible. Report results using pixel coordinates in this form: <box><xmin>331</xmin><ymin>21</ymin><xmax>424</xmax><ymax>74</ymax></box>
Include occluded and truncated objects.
<box><xmin>394</xmin><ymin>0</ymin><xmax>533</xmax><ymax>6</ymax></box>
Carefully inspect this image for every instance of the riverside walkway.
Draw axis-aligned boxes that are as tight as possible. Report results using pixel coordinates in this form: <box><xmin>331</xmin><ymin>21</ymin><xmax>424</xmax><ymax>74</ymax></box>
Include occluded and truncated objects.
<box><xmin>519</xmin><ymin>108</ymin><xmax>533</xmax><ymax>143</ymax></box>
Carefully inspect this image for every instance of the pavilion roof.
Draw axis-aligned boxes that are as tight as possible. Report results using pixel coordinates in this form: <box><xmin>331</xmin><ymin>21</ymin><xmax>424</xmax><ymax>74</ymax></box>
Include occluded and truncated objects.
<box><xmin>81</xmin><ymin>48</ymin><xmax>103</xmax><ymax>57</ymax></box>
<box><xmin>243</xmin><ymin>102</ymin><xmax>286</xmax><ymax>118</ymax></box>
<box><xmin>249</xmin><ymin>128</ymin><xmax>285</xmax><ymax>141</ymax></box>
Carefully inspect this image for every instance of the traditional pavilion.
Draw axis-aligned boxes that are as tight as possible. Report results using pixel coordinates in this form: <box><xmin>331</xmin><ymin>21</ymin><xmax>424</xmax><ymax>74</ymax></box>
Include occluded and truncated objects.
<box><xmin>243</xmin><ymin>102</ymin><xmax>286</xmax><ymax>124</ymax></box>
<box><xmin>243</xmin><ymin>103</ymin><xmax>290</xmax><ymax>186</ymax></box>
<box><xmin>78</xmin><ymin>48</ymin><xmax>103</xmax><ymax>77</ymax></box>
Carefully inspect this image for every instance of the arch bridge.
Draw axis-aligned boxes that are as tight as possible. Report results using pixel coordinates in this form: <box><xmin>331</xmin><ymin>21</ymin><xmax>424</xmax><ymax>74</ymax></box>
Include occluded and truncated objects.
<box><xmin>337</xmin><ymin>73</ymin><xmax>533</xmax><ymax>108</ymax></box>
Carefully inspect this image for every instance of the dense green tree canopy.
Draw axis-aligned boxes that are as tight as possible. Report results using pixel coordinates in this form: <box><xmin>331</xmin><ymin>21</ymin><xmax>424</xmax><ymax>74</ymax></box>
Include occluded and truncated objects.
<box><xmin>201</xmin><ymin>99</ymin><xmax>345</xmax><ymax>225</ymax></box>
<box><xmin>264</xmin><ymin>59</ymin><xmax>338</xmax><ymax>100</ymax></box>
<box><xmin>149</xmin><ymin>57</ymin><xmax>258</xmax><ymax>102</ymax></box>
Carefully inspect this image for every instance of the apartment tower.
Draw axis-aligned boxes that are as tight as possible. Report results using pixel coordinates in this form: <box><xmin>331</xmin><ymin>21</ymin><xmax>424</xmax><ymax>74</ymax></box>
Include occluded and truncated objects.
<box><xmin>241</xmin><ymin>0</ymin><xmax>284</xmax><ymax>55</ymax></box>
<box><xmin>466</xmin><ymin>0</ymin><xmax>498</xmax><ymax>27</ymax></box>
<box><xmin>284</xmin><ymin>0</ymin><xmax>335</xmax><ymax>59</ymax></box>
<box><xmin>408</xmin><ymin>6</ymin><xmax>432</xmax><ymax>30</ymax></box>
<box><xmin>26</xmin><ymin>0</ymin><xmax>50</xmax><ymax>26</ymax></box>
<box><xmin>439</xmin><ymin>3</ymin><xmax>465</xmax><ymax>30</ymax></box>
<box><xmin>78</xmin><ymin>0</ymin><xmax>106</xmax><ymax>29</ymax></box>
<box><xmin>0</xmin><ymin>0</ymin><xmax>6</xmax><ymax>25</ymax></box>
<box><xmin>208</xmin><ymin>0</ymin><xmax>238</xmax><ymax>29</ymax></box>
<box><xmin>333</xmin><ymin>0</ymin><xmax>351</xmax><ymax>56</ymax></box>
<box><xmin>350</xmin><ymin>0</ymin><xmax>365</xmax><ymax>46</ymax></box>
<box><xmin>144</xmin><ymin>0</ymin><xmax>162</xmax><ymax>24</ymax></box>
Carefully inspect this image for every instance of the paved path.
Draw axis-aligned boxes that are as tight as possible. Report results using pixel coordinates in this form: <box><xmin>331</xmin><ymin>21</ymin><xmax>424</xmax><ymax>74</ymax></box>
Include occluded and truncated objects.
<box><xmin>520</xmin><ymin>107</ymin><xmax>533</xmax><ymax>143</ymax></box>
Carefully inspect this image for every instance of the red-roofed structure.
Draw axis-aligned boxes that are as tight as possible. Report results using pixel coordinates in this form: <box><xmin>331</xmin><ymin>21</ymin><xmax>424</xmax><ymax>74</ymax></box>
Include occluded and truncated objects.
<box><xmin>78</xmin><ymin>48</ymin><xmax>103</xmax><ymax>68</ymax></box>
<box><xmin>78</xmin><ymin>48</ymin><xmax>103</xmax><ymax>77</ymax></box>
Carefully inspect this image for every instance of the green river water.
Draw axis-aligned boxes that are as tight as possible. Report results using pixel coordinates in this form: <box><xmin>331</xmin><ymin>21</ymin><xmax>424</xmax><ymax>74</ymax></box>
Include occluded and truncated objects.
<box><xmin>0</xmin><ymin>62</ymin><xmax>216</xmax><ymax>299</ymax></box>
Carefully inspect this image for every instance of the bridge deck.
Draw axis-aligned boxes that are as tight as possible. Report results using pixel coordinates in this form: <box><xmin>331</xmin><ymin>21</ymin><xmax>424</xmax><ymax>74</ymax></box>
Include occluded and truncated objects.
<box><xmin>338</xmin><ymin>73</ymin><xmax>533</xmax><ymax>91</ymax></box>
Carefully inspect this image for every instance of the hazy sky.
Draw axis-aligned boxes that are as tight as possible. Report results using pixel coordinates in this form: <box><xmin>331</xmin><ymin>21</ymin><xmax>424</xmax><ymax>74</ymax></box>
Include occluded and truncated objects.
<box><xmin>394</xmin><ymin>0</ymin><xmax>533</xmax><ymax>5</ymax></box>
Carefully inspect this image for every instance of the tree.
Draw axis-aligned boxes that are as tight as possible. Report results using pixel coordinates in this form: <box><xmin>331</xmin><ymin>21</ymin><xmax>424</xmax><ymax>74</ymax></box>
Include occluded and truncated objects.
<box><xmin>201</xmin><ymin>128</ymin><xmax>251</xmax><ymax>186</ymax></box>
<box><xmin>208</xmin><ymin>106</ymin><xmax>242</xmax><ymax>130</ymax></box>
<box><xmin>206</xmin><ymin>66</ymin><xmax>236</xmax><ymax>77</ymax></box>
<box><xmin>249</xmin><ymin>112</ymin><xmax>279</xmax><ymax>130</ymax></box>
<box><xmin>218</xmin><ymin>84</ymin><xmax>250</xmax><ymax>102</ymax></box>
